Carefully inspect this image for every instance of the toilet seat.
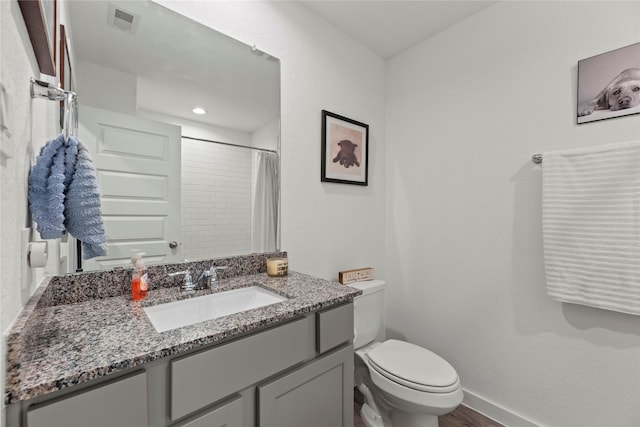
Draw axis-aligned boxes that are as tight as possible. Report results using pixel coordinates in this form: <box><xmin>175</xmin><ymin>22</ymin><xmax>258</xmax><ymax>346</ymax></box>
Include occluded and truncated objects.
<box><xmin>367</xmin><ymin>339</ymin><xmax>460</xmax><ymax>393</ymax></box>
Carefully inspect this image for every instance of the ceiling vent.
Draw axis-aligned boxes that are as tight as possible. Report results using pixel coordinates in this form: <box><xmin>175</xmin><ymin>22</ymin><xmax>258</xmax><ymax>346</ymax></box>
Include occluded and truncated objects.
<box><xmin>107</xmin><ymin>4</ymin><xmax>140</xmax><ymax>34</ymax></box>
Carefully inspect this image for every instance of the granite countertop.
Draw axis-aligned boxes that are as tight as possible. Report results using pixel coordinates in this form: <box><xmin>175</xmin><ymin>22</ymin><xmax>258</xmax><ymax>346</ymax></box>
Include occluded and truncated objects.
<box><xmin>5</xmin><ymin>270</ymin><xmax>361</xmax><ymax>404</ymax></box>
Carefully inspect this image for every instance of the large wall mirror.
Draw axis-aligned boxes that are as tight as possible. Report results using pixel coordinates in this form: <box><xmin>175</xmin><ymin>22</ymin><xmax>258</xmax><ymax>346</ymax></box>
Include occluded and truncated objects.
<box><xmin>63</xmin><ymin>0</ymin><xmax>280</xmax><ymax>272</ymax></box>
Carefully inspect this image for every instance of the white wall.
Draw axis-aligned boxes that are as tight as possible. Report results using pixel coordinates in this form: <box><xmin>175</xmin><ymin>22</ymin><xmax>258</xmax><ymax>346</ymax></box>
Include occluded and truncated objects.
<box><xmin>385</xmin><ymin>2</ymin><xmax>640</xmax><ymax>426</ymax></box>
<box><xmin>0</xmin><ymin>1</ymin><xmax>59</xmax><ymax>424</ymax></box>
<box><xmin>156</xmin><ymin>1</ymin><xmax>388</xmax><ymax>281</ymax></box>
<box><xmin>74</xmin><ymin>59</ymin><xmax>137</xmax><ymax>116</ymax></box>
<box><xmin>251</xmin><ymin>117</ymin><xmax>279</xmax><ymax>151</ymax></box>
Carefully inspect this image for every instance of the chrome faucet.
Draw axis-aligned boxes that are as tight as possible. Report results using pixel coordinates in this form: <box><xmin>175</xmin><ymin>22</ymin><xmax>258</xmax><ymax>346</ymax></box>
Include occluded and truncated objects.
<box><xmin>169</xmin><ymin>270</ymin><xmax>196</xmax><ymax>293</ymax></box>
<box><xmin>169</xmin><ymin>266</ymin><xmax>228</xmax><ymax>292</ymax></box>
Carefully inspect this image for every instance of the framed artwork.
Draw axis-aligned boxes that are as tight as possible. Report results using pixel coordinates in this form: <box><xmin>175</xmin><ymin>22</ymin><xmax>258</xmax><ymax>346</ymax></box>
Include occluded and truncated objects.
<box><xmin>321</xmin><ymin>110</ymin><xmax>369</xmax><ymax>186</ymax></box>
<box><xmin>18</xmin><ymin>0</ymin><xmax>57</xmax><ymax>76</ymax></box>
<box><xmin>577</xmin><ymin>42</ymin><xmax>640</xmax><ymax>124</ymax></box>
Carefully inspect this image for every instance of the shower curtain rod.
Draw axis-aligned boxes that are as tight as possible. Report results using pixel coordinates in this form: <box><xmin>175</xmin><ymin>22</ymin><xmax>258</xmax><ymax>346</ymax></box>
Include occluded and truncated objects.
<box><xmin>182</xmin><ymin>135</ymin><xmax>277</xmax><ymax>154</ymax></box>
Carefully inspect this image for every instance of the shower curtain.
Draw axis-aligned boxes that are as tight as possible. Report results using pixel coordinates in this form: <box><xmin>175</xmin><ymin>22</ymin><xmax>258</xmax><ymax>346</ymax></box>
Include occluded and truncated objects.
<box><xmin>251</xmin><ymin>152</ymin><xmax>278</xmax><ymax>253</ymax></box>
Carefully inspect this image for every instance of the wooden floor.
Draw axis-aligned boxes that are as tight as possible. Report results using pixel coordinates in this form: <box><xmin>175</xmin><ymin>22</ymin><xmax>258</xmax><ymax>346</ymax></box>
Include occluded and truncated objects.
<box><xmin>438</xmin><ymin>405</ymin><xmax>505</xmax><ymax>427</ymax></box>
<box><xmin>354</xmin><ymin>388</ymin><xmax>504</xmax><ymax>427</ymax></box>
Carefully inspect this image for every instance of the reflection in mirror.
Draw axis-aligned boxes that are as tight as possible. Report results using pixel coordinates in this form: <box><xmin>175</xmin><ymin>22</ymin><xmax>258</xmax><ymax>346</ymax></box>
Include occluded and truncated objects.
<box><xmin>64</xmin><ymin>0</ymin><xmax>280</xmax><ymax>272</ymax></box>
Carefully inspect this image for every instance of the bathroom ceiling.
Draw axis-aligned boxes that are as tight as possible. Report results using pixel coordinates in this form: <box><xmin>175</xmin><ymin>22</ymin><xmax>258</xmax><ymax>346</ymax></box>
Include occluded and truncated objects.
<box><xmin>66</xmin><ymin>1</ymin><xmax>497</xmax><ymax>131</ymax></box>
<box><xmin>300</xmin><ymin>0</ymin><xmax>498</xmax><ymax>59</ymax></box>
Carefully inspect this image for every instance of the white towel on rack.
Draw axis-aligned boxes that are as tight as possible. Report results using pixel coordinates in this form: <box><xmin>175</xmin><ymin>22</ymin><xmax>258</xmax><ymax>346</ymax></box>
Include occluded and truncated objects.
<box><xmin>542</xmin><ymin>141</ymin><xmax>640</xmax><ymax>315</ymax></box>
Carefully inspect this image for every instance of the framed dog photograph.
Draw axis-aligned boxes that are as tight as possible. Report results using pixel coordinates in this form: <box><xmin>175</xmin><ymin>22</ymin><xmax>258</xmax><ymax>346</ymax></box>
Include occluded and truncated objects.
<box><xmin>577</xmin><ymin>42</ymin><xmax>640</xmax><ymax>124</ymax></box>
<box><xmin>321</xmin><ymin>110</ymin><xmax>369</xmax><ymax>186</ymax></box>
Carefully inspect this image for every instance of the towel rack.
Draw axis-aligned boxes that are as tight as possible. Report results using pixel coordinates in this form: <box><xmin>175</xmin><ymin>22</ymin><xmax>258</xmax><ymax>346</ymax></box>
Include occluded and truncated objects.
<box><xmin>30</xmin><ymin>77</ymin><xmax>77</xmax><ymax>140</ymax></box>
<box><xmin>532</xmin><ymin>154</ymin><xmax>542</xmax><ymax>164</ymax></box>
<box><xmin>30</xmin><ymin>77</ymin><xmax>83</xmax><ymax>272</ymax></box>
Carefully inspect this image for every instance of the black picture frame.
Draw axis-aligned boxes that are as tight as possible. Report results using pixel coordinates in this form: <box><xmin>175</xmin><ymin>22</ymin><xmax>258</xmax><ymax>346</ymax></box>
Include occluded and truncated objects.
<box><xmin>18</xmin><ymin>0</ymin><xmax>57</xmax><ymax>76</ymax></box>
<box><xmin>321</xmin><ymin>110</ymin><xmax>369</xmax><ymax>186</ymax></box>
<box><xmin>577</xmin><ymin>42</ymin><xmax>640</xmax><ymax>124</ymax></box>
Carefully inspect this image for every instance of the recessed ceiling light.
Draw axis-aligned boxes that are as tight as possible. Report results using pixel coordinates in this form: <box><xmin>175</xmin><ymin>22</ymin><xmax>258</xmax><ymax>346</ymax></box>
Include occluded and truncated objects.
<box><xmin>192</xmin><ymin>107</ymin><xmax>206</xmax><ymax>115</ymax></box>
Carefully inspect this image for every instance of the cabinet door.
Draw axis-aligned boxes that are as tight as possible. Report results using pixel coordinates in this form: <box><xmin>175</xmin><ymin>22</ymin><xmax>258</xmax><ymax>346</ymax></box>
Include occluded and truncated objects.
<box><xmin>316</xmin><ymin>303</ymin><xmax>353</xmax><ymax>354</ymax></box>
<box><xmin>27</xmin><ymin>371</ymin><xmax>147</xmax><ymax>427</ymax></box>
<box><xmin>258</xmin><ymin>345</ymin><xmax>353</xmax><ymax>427</ymax></box>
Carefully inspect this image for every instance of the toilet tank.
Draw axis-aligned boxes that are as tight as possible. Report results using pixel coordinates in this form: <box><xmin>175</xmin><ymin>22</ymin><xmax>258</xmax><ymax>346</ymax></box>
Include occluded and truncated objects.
<box><xmin>349</xmin><ymin>280</ymin><xmax>386</xmax><ymax>349</ymax></box>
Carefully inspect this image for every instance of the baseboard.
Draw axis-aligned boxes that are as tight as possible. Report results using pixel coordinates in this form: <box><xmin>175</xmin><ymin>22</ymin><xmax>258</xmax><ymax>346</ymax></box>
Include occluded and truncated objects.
<box><xmin>463</xmin><ymin>388</ymin><xmax>540</xmax><ymax>427</ymax></box>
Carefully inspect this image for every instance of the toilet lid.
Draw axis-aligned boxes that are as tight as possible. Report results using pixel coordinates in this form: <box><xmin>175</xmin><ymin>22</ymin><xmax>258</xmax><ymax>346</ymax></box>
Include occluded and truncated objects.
<box><xmin>367</xmin><ymin>339</ymin><xmax>460</xmax><ymax>393</ymax></box>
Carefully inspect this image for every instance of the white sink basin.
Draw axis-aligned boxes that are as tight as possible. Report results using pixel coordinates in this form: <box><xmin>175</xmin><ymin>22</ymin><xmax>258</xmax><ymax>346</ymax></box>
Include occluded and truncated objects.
<box><xmin>144</xmin><ymin>286</ymin><xmax>288</xmax><ymax>332</ymax></box>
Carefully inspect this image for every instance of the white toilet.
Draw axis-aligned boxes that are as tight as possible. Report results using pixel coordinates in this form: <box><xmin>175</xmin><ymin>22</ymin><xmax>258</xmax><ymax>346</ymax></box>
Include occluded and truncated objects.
<box><xmin>350</xmin><ymin>280</ymin><xmax>463</xmax><ymax>427</ymax></box>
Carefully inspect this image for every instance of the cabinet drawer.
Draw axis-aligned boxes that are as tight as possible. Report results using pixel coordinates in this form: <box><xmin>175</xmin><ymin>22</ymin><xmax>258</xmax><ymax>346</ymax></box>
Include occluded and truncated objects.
<box><xmin>316</xmin><ymin>303</ymin><xmax>353</xmax><ymax>353</ymax></box>
<box><xmin>27</xmin><ymin>371</ymin><xmax>147</xmax><ymax>427</ymax></box>
<box><xmin>171</xmin><ymin>318</ymin><xmax>308</xmax><ymax>420</ymax></box>
<box><xmin>180</xmin><ymin>395</ymin><xmax>243</xmax><ymax>427</ymax></box>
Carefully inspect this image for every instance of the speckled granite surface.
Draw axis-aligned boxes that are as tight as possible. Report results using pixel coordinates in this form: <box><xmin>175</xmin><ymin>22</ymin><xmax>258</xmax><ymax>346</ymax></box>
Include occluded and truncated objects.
<box><xmin>4</xmin><ymin>254</ymin><xmax>361</xmax><ymax>405</ymax></box>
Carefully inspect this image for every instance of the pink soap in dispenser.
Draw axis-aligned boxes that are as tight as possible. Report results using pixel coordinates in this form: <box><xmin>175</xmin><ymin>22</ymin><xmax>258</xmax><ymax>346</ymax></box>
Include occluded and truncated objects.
<box><xmin>131</xmin><ymin>252</ymin><xmax>149</xmax><ymax>301</ymax></box>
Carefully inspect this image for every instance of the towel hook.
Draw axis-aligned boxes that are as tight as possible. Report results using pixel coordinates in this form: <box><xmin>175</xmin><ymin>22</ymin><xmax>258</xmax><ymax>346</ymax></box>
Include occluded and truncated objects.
<box><xmin>30</xmin><ymin>77</ymin><xmax>65</xmax><ymax>101</ymax></box>
<box><xmin>62</xmin><ymin>91</ymin><xmax>77</xmax><ymax>141</ymax></box>
<box><xmin>30</xmin><ymin>77</ymin><xmax>78</xmax><ymax>141</ymax></box>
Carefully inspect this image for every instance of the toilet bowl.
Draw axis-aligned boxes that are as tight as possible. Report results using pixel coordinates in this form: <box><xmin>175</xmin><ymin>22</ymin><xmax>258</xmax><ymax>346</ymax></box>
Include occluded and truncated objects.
<box><xmin>350</xmin><ymin>280</ymin><xmax>463</xmax><ymax>427</ymax></box>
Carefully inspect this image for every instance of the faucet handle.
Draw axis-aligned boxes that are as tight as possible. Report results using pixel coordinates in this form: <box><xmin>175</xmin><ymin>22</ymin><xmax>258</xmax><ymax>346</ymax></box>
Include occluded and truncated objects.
<box><xmin>169</xmin><ymin>270</ymin><xmax>194</xmax><ymax>290</ymax></box>
<box><xmin>207</xmin><ymin>266</ymin><xmax>228</xmax><ymax>284</ymax></box>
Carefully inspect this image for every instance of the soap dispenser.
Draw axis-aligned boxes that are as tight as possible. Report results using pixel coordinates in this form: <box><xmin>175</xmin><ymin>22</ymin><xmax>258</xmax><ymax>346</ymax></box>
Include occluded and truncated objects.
<box><xmin>131</xmin><ymin>252</ymin><xmax>149</xmax><ymax>301</ymax></box>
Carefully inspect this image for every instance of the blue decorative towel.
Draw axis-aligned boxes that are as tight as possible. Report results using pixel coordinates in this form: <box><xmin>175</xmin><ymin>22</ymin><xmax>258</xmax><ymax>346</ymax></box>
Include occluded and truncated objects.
<box><xmin>28</xmin><ymin>134</ymin><xmax>107</xmax><ymax>259</ymax></box>
<box><xmin>28</xmin><ymin>134</ymin><xmax>66</xmax><ymax>239</ymax></box>
<box><xmin>64</xmin><ymin>141</ymin><xmax>107</xmax><ymax>259</ymax></box>
<box><xmin>64</xmin><ymin>135</ymin><xmax>78</xmax><ymax>188</ymax></box>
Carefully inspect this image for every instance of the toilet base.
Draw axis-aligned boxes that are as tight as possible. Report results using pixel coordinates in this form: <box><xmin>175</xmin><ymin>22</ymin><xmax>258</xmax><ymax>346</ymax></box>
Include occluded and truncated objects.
<box><xmin>391</xmin><ymin>410</ymin><xmax>439</xmax><ymax>427</ymax></box>
<box><xmin>360</xmin><ymin>402</ymin><xmax>385</xmax><ymax>427</ymax></box>
<box><xmin>359</xmin><ymin>402</ymin><xmax>441</xmax><ymax>427</ymax></box>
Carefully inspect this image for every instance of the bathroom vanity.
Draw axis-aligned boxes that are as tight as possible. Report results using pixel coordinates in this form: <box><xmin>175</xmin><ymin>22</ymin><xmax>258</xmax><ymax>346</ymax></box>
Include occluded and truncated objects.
<box><xmin>4</xmin><ymin>258</ymin><xmax>360</xmax><ymax>427</ymax></box>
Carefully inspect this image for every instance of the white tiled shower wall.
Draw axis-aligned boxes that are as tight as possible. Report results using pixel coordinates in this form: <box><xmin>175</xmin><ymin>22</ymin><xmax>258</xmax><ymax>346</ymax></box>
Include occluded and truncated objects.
<box><xmin>180</xmin><ymin>138</ymin><xmax>252</xmax><ymax>259</ymax></box>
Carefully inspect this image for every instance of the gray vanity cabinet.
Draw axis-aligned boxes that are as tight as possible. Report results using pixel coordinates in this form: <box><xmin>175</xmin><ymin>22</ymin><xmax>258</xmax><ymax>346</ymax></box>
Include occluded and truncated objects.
<box><xmin>257</xmin><ymin>345</ymin><xmax>354</xmax><ymax>427</ymax></box>
<box><xmin>26</xmin><ymin>371</ymin><xmax>148</xmax><ymax>427</ymax></box>
<box><xmin>256</xmin><ymin>304</ymin><xmax>355</xmax><ymax>427</ymax></box>
<box><xmin>173</xmin><ymin>304</ymin><xmax>354</xmax><ymax>427</ymax></box>
<box><xmin>170</xmin><ymin>318</ymin><xmax>309</xmax><ymax>421</ymax></box>
<box><xmin>10</xmin><ymin>303</ymin><xmax>354</xmax><ymax>427</ymax></box>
